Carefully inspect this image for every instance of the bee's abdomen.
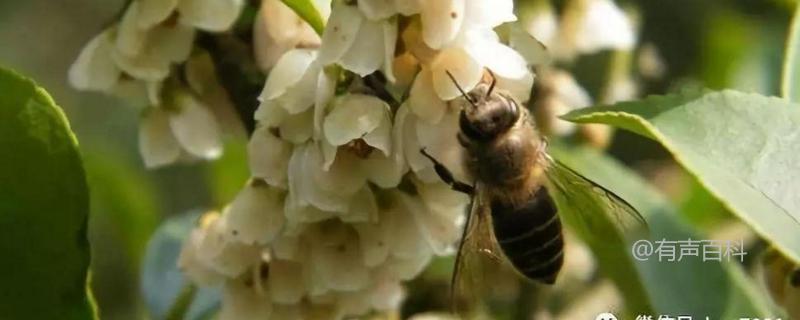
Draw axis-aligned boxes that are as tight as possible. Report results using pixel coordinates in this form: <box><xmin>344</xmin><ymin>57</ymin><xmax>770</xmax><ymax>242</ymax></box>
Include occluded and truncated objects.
<box><xmin>491</xmin><ymin>187</ymin><xmax>563</xmax><ymax>284</ymax></box>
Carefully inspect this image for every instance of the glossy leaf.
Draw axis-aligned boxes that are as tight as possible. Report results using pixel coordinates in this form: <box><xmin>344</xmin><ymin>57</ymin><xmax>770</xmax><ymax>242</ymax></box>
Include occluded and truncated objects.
<box><xmin>0</xmin><ymin>67</ymin><xmax>97</xmax><ymax>319</ymax></box>
<box><xmin>552</xmin><ymin>145</ymin><xmax>773</xmax><ymax>318</ymax></box>
<box><xmin>141</xmin><ymin>211</ymin><xmax>221</xmax><ymax>320</ymax></box>
<box><xmin>562</xmin><ymin>90</ymin><xmax>800</xmax><ymax>263</ymax></box>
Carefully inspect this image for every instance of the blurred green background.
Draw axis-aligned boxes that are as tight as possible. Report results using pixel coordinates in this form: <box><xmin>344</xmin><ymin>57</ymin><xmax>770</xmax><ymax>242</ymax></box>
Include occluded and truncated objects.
<box><xmin>0</xmin><ymin>0</ymin><xmax>796</xmax><ymax>319</ymax></box>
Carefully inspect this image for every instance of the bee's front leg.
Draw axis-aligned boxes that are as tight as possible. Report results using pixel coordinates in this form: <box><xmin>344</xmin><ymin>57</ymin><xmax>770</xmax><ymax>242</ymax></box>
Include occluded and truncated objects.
<box><xmin>419</xmin><ymin>148</ymin><xmax>474</xmax><ymax>195</ymax></box>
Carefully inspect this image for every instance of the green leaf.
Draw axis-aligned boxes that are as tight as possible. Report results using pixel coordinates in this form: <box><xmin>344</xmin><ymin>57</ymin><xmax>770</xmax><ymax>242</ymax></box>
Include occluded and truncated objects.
<box><xmin>0</xmin><ymin>67</ymin><xmax>97</xmax><ymax>319</ymax></box>
<box><xmin>784</xmin><ymin>4</ymin><xmax>800</xmax><ymax>101</ymax></box>
<box><xmin>551</xmin><ymin>145</ymin><xmax>773</xmax><ymax>318</ymax></box>
<box><xmin>84</xmin><ymin>148</ymin><xmax>159</xmax><ymax>265</ymax></box>
<box><xmin>562</xmin><ymin>90</ymin><xmax>800</xmax><ymax>263</ymax></box>
<box><xmin>281</xmin><ymin>0</ymin><xmax>325</xmax><ymax>36</ymax></box>
<box><xmin>142</xmin><ymin>211</ymin><xmax>221</xmax><ymax>320</ymax></box>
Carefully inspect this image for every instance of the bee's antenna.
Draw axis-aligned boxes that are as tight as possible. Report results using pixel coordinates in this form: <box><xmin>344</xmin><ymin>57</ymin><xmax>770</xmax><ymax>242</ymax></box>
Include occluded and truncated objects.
<box><xmin>486</xmin><ymin>69</ymin><xmax>497</xmax><ymax>98</ymax></box>
<box><xmin>445</xmin><ymin>70</ymin><xmax>477</xmax><ymax>107</ymax></box>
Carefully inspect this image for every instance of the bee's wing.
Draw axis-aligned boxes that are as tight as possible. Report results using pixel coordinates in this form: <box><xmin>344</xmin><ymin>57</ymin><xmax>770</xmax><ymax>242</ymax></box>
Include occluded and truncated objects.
<box><xmin>451</xmin><ymin>189</ymin><xmax>505</xmax><ymax>317</ymax></box>
<box><xmin>543</xmin><ymin>157</ymin><xmax>647</xmax><ymax>240</ymax></box>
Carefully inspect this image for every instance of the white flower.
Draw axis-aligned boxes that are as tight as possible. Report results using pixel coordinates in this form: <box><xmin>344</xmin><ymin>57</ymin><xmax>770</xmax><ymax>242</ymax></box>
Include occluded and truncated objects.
<box><xmin>308</xmin><ymin>221</ymin><xmax>370</xmax><ymax>292</ymax></box>
<box><xmin>404</xmin><ymin>26</ymin><xmax>531</xmax><ymax>122</ymax></box>
<box><xmin>222</xmin><ymin>181</ymin><xmax>286</xmax><ymax>245</ymax></box>
<box><xmin>68</xmin><ymin>29</ymin><xmax>121</xmax><ymax>91</ymax></box>
<box><xmin>321</xmin><ymin>94</ymin><xmax>403</xmax><ymax>188</ymax></box>
<box><xmin>395</xmin><ymin>104</ymin><xmax>465</xmax><ymax>183</ymax></box>
<box><xmin>194</xmin><ymin>216</ymin><xmax>262</xmax><ymax>277</ymax></box>
<box><xmin>419</xmin><ymin>0</ymin><xmax>515</xmax><ymax>50</ymax></box>
<box><xmin>259</xmin><ymin>49</ymin><xmax>321</xmax><ymax>115</ymax></box>
<box><xmin>317</xmin><ymin>2</ymin><xmax>397</xmax><ymax>78</ymax></box>
<box><xmin>218</xmin><ymin>278</ymin><xmax>273</xmax><ymax>320</ymax></box>
<box><xmin>268</xmin><ymin>259</ymin><xmax>307</xmax><ymax>304</ymax></box>
<box><xmin>558</xmin><ymin>0</ymin><xmax>635</xmax><ymax>58</ymax></box>
<box><xmin>177</xmin><ymin>217</ymin><xmax>225</xmax><ymax>286</ymax></box>
<box><xmin>518</xmin><ymin>3</ymin><xmax>559</xmax><ymax>48</ymax></box>
<box><xmin>254</xmin><ymin>0</ymin><xmax>326</xmax><ymax>70</ymax></box>
<box><xmin>249</xmin><ymin>126</ymin><xmax>293</xmax><ymax>188</ymax></box>
<box><xmin>185</xmin><ymin>51</ymin><xmax>247</xmax><ymax>139</ymax></box>
<box><xmin>178</xmin><ymin>213</ymin><xmax>262</xmax><ymax>284</ymax></box>
<box><xmin>536</xmin><ymin>69</ymin><xmax>592</xmax><ymax>136</ymax></box>
<box><xmin>114</xmin><ymin>2</ymin><xmax>196</xmax><ymax>81</ymax></box>
<box><xmin>139</xmin><ymin>88</ymin><xmax>223</xmax><ymax>168</ymax></box>
<box><xmin>137</xmin><ymin>0</ymin><xmax>245</xmax><ymax>32</ymax></box>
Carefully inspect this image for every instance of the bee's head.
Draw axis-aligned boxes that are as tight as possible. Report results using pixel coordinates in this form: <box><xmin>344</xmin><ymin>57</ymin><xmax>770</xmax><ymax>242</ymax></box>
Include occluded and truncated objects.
<box><xmin>448</xmin><ymin>71</ymin><xmax>521</xmax><ymax>141</ymax></box>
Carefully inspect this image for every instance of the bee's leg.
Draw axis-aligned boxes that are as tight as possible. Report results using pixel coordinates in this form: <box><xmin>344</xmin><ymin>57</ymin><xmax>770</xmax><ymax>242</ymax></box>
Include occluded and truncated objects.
<box><xmin>419</xmin><ymin>148</ymin><xmax>474</xmax><ymax>195</ymax></box>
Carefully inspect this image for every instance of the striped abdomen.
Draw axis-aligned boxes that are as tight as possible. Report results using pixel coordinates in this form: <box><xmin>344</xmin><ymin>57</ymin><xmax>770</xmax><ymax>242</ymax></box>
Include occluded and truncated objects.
<box><xmin>490</xmin><ymin>187</ymin><xmax>563</xmax><ymax>284</ymax></box>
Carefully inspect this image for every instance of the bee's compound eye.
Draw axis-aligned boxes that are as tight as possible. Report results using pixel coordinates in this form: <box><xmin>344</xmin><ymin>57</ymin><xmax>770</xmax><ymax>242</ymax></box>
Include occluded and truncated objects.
<box><xmin>459</xmin><ymin>111</ymin><xmax>488</xmax><ymax>141</ymax></box>
<box><xmin>506</xmin><ymin>97</ymin><xmax>520</xmax><ymax>119</ymax></box>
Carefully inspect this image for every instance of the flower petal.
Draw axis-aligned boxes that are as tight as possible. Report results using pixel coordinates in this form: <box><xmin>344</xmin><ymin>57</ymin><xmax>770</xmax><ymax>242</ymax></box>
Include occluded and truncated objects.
<box><xmin>279</xmin><ymin>109</ymin><xmax>313</xmax><ymax>144</ymax></box>
<box><xmin>495</xmin><ymin>70</ymin><xmax>534</xmax><ymax>103</ymax></box>
<box><xmin>420</xmin><ymin>0</ymin><xmax>465</xmax><ymax>49</ymax></box>
<box><xmin>382</xmin><ymin>19</ymin><xmax>399</xmax><ymax>83</ymax></box>
<box><xmin>368</xmin><ymin>277</ymin><xmax>405</xmax><ymax>310</ymax></box>
<box><xmin>254</xmin><ymin>100</ymin><xmax>289</xmax><ymax>128</ymax></box>
<box><xmin>384</xmin><ymin>253</ymin><xmax>432</xmax><ymax>281</ymax></box>
<box><xmin>386</xmin><ymin>192</ymin><xmax>429</xmax><ymax>259</ymax></box>
<box><xmin>260</xmin><ymin>49</ymin><xmax>317</xmax><ymax>101</ymax></box>
<box><xmin>111</xmin><ymin>49</ymin><xmax>171</xmax><ymax>81</ymax></box>
<box><xmin>116</xmin><ymin>2</ymin><xmax>147</xmax><ymax>56</ymax></box>
<box><xmin>223</xmin><ymin>182</ymin><xmax>285</xmax><ymax>245</ymax></box>
<box><xmin>169</xmin><ymin>91</ymin><xmax>223</xmax><ymax>159</ymax></box>
<box><xmin>573</xmin><ymin>0</ymin><xmax>636</xmax><ymax>53</ymax></box>
<box><xmin>354</xmin><ymin>220</ymin><xmax>390</xmax><ymax>267</ymax></box>
<box><xmin>408</xmin><ymin>68</ymin><xmax>447</xmax><ymax>123</ymax></box>
<box><xmin>463</xmin><ymin>0</ymin><xmax>515</xmax><ymax>28</ymax></box>
<box><xmin>137</xmin><ymin>0</ymin><xmax>179</xmax><ymax>28</ymax></box>
<box><xmin>312</xmin><ymin>148</ymin><xmax>366</xmax><ymax>196</ymax></box>
<box><xmin>196</xmin><ymin>218</ymin><xmax>262</xmax><ymax>277</ymax></box>
<box><xmin>288</xmin><ymin>144</ymin><xmax>351</xmax><ymax>212</ymax></box>
<box><xmin>323</xmin><ymin>94</ymin><xmax>389</xmax><ymax>146</ymax></box>
<box><xmin>402</xmin><ymin>187</ymin><xmax>461</xmax><ymax>255</ymax></box>
<box><xmin>342</xmin><ymin>187</ymin><xmax>378</xmax><ymax>223</ymax></box>
<box><xmin>362</xmin><ymin>152</ymin><xmax>404</xmax><ymax>188</ymax></box>
<box><xmin>278</xmin><ymin>62</ymin><xmax>320</xmax><ymax>114</ymax></box>
<box><xmin>339</xmin><ymin>18</ymin><xmax>385</xmax><ymax>76</ymax></box>
<box><xmin>415</xmin><ymin>109</ymin><xmax>467</xmax><ymax>181</ymax></box>
<box><xmin>219</xmin><ymin>280</ymin><xmax>273</xmax><ymax>320</ymax></box>
<box><xmin>268</xmin><ymin>259</ymin><xmax>306</xmax><ymax>304</ymax></box>
<box><xmin>69</xmin><ymin>30</ymin><xmax>121</xmax><ymax>91</ymax></box>
<box><xmin>178</xmin><ymin>0</ymin><xmax>244</xmax><ymax>32</ymax></box>
<box><xmin>178</xmin><ymin>228</ymin><xmax>225</xmax><ymax>285</ymax></box>
<box><xmin>318</xmin><ymin>3</ymin><xmax>363</xmax><ymax>65</ymax></box>
<box><xmin>249</xmin><ymin>127</ymin><xmax>293</xmax><ymax>188</ymax></box>
<box><xmin>430</xmin><ymin>47</ymin><xmax>482</xmax><ymax>100</ymax></box>
<box><xmin>148</xmin><ymin>24</ymin><xmax>196</xmax><ymax>63</ymax></box>
<box><xmin>509</xmin><ymin>23</ymin><xmax>552</xmax><ymax>67</ymax></box>
<box><xmin>394</xmin><ymin>0</ymin><xmax>421</xmax><ymax>15</ymax></box>
<box><xmin>139</xmin><ymin>107</ymin><xmax>181</xmax><ymax>168</ymax></box>
<box><xmin>362</xmin><ymin>106</ymin><xmax>392</xmax><ymax>155</ymax></box>
<box><xmin>464</xmin><ymin>29</ymin><xmax>528</xmax><ymax>79</ymax></box>
<box><xmin>314</xmin><ymin>67</ymin><xmax>337</xmax><ymax>139</ymax></box>
<box><xmin>310</xmin><ymin>224</ymin><xmax>369</xmax><ymax>291</ymax></box>
<box><xmin>358</xmin><ymin>0</ymin><xmax>397</xmax><ymax>20</ymax></box>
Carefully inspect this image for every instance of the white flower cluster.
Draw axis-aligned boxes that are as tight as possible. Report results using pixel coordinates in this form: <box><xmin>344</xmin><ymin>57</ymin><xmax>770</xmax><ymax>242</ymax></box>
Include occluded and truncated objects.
<box><xmin>69</xmin><ymin>0</ymin><xmax>246</xmax><ymax>167</ymax></box>
<box><xmin>178</xmin><ymin>0</ymin><xmax>539</xmax><ymax>318</ymax></box>
<box><xmin>515</xmin><ymin>0</ymin><xmax>642</xmax><ymax>144</ymax></box>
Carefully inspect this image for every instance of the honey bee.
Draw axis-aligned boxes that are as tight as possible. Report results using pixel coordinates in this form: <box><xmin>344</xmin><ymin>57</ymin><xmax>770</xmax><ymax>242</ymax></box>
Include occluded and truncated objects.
<box><xmin>420</xmin><ymin>70</ymin><xmax>647</xmax><ymax>314</ymax></box>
